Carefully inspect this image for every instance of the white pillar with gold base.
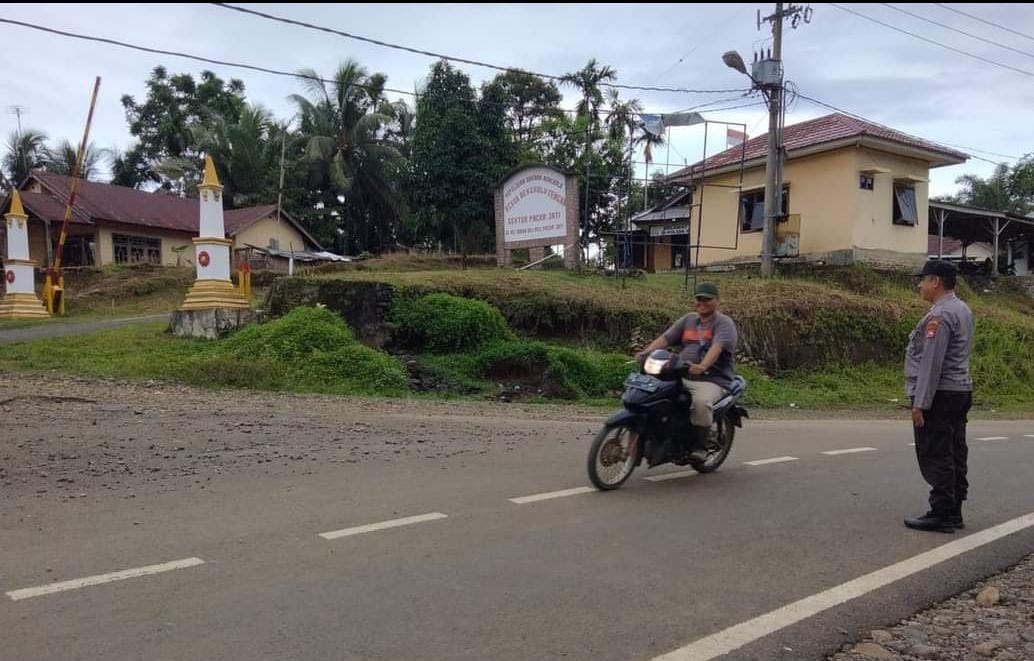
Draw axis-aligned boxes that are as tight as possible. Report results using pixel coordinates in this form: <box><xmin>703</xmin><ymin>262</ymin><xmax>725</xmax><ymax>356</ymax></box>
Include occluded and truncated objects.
<box><xmin>179</xmin><ymin>156</ymin><xmax>248</xmax><ymax>311</ymax></box>
<box><xmin>0</xmin><ymin>190</ymin><xmax>49</xmax><ymax>319</ymax></box>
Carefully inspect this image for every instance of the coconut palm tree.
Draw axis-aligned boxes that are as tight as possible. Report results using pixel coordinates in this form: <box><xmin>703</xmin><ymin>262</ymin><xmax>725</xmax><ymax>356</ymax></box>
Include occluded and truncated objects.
<box><xmin>290</xmin><ymin>60</ymin><xmax>404</xmax><ymax>253</ymax></box>
<box><xmin>42</xmin><ymin>140</ymin><xmax>110</xmax><ymax>181</ymax></box>
<box><xmin>3</xmin><ymin>129</ymin><xmax>48</xmax><ymax>185</ymax></box>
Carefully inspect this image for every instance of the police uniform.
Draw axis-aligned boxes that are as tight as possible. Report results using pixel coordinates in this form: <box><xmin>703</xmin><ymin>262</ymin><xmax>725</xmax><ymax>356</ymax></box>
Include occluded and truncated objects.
<box><xmin>904</xmin><ymin>261</ymin><xmax>973</xmax><ymax>532</ymax></box>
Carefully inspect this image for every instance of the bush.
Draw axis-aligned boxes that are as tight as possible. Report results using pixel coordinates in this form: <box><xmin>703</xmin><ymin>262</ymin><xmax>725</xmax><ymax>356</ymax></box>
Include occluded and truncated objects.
<box><xmin>221</xmin><ymin>306</ymin><xmax>406</xmax><ymax>395</ymax></box>
<box><xmin>391</xmin><ymin>293</ymin><xmax>514</xmax><ymax>353</ymax></box>
<box><xmin>224</xmin><ymin>306</ymin><xmax>355</xmax><ymax>362</ymax></box>
<box><xmin>303</xmin><ymin>344</ymin><xmax>409</xmax><ymax>395</ymax></box>
<box><xmin>449</xmin><ymin>340</ymin><xmax>630</xmax><ymax>399</ymax></box>
<box><xmin>545</xmin><ymin>346</ymin><xmax>630</xmax><ymax>397</ymax></box>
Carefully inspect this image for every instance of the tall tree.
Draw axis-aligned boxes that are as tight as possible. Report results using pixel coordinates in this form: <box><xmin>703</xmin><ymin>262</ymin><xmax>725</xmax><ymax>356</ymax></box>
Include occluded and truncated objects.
<box><xmin>560</xmin><ymin>59</ymin><xmax>617</xmax><ymax>127</ymax></box>
<box><xmin>1008</xmin><ymin>155</ymin><xmax>1034</xmax><ymax>215</ymax></box>
<box><xmin>2</xmin><ymin>129</ymin><xmax>48</xmax><ymax>185</ymax></box>
<box><xmin>949</xmin><ymin>164</ymin><xmax>1021</xmax><ymax>214</ymax></box>
<box><xmin>411</xmin><ymin>60</ymin><xmax>501</xmax><ymax>258</ymax></box>
<box><xmin>482</xmin><ymin>70</ymin><xmax>562</xmax><ymax>160</ymax></box>
<box><xmin>290</xmin><ymin>61</ymin><xmax>404</xmax><ymax>254</ymax></box>
<box><xmin>560</xmin><ymin>60</ymin><xmax>619</xmax><ymax>257</ymax></box>
<box><xmin>119</xmin><ymin>66</ymin><xmax>247</xmax><ymax>191</ymax></box>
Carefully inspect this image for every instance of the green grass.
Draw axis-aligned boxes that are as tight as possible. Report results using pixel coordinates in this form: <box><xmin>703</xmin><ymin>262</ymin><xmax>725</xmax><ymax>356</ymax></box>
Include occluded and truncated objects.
<box><xmin>0</xmin><ymin>307</ymin><xmax>408</xmax><ymax>397</ymax></box>
<box><xmin>0</xmin><ymin>322</ymin><xmax>1029</xmax><ymax>412</ymax></box>
<box><xmin>2</xmin><ymin>264</ymin><xmax>1033</xmax><ymax>413</ymax></box>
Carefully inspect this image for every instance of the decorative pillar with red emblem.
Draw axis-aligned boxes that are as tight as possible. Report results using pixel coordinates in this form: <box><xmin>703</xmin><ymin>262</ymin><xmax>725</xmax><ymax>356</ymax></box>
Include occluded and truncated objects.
<box><xmin>0</xmin><ymin>190</ymin><xmax>49</xmax><ymax>318</ymax></box>
<box><xmin>178</xmin><ymin>156</ymin><xmax>248</xmax><ymax>311</ymax></box>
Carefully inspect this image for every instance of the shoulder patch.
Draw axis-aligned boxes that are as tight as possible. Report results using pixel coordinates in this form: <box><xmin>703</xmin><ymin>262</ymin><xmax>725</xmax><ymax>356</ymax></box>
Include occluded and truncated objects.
<box><xmin>925</xmin><ymin>318</ymin><xmax>942</xmax><ymax>339</ymax></box>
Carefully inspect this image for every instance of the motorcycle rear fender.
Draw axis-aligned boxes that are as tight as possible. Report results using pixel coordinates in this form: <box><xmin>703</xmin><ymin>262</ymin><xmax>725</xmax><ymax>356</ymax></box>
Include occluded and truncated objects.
<box><xmin>725</xmin><ymin>405</ymin><xmax>749</xmax><ymax>428</ymax></box>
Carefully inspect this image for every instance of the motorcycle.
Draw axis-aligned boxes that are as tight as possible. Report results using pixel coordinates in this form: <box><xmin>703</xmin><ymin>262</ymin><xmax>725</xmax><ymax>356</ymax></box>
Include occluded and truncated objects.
<box><xmin>587</xmin><ymin>349</ymin><xmax>749</xmax><ymax>490</ymax></box>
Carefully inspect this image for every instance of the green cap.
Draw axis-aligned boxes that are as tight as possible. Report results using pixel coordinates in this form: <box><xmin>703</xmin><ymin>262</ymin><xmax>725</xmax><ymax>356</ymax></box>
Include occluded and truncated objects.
<box><xmin>694</xmin><ymin>282</ymin><xmax>719</xmax><ymax>299</ymax></box>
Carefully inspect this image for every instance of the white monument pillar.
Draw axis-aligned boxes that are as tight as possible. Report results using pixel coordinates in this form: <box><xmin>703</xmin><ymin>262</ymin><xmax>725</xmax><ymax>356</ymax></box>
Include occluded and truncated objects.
<box><xmin>179</xmin><ymin>156</ymin><xmax>248</xmax><ymax>311</ymax></box>
<box><xmin>0</xmin><ymin>190</ymin><xmax>49</xmax><ymax>318</ymax></box>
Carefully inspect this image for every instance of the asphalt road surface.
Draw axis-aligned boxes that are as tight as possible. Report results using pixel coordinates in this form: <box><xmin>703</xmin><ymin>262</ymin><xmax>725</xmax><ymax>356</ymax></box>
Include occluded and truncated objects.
<box><xmin>2</xmin><ymin>375</ymin><xmax>1032</xmax><ymax>660</ymax></box>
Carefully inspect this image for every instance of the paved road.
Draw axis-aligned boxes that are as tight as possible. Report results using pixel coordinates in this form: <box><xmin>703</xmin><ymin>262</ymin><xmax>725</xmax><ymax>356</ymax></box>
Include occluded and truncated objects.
<box><xmin>1</xmin><ymin>377</ymin><xmax>1033</xmax><ymax>660</ymax></box>
<box><xmin>0</xmin><ymin>313</ymin><xmax>170</xmax><ymax>345</ymax></box>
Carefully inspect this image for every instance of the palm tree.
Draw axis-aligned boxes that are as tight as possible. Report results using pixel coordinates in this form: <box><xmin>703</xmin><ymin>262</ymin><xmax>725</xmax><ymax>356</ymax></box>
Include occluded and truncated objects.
<box><xmin>3</xmin><ymin>129</ymin><xmax>48</xmax><ymax>185</ymax></box>
<box><xmin>560</xmin><ymin>59</ymin><xmax>617</xmax><ymax>126</ymax></box>
<box><xmin>42</xmin><ymin>140</ymin><xmax>110</xmax><ymax>181</ymax></box>
<box><xmin>560</xmin><ymin>60</ymin><xmax>619</xmax><ymax>259</ymax></box>
<box><xmin>290</xmin><ymin>61</ymin><xmax>404</xmax><ymax>253</ymax></box>
<box><xmin>951</xmin><ymin>165</ymin><xmax>1019</xmax><ymax>214</ymax></box>
<box><xmin>194</xmin><ymin>103</ymin><xmax>288</xmax><ymax>207</ymax></box>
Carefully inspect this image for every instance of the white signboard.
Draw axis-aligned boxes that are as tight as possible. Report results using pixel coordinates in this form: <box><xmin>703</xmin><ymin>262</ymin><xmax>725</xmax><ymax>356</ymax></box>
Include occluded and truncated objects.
<box><xmin>649</xmin><ymin>223</ymin><xmax>689</xmax><ymax>237</ymax></box>
<box><xmin>502</xmin><ymin>167</ymin><xmax>568</xmax><ymax>244</ymax></box>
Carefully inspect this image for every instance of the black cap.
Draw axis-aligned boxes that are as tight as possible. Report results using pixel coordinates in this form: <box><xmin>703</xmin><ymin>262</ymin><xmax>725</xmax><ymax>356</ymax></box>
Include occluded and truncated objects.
<box><xmin>694</xmin><ymin>282</ymin><xmax>719</xmax><ymax>299</ymax></box>
<box><xmin>916</xmin><ymin>260</ymin><xmax>958</xmax><ymax>278</ymax></box>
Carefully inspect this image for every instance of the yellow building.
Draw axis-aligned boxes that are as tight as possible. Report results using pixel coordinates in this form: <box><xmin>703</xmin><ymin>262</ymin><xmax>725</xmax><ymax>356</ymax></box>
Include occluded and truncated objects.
<box><xmin>1</xmin><ymin>170</ymin><xmax>321</xmax><ymax>268</ymax></box>
<box><xmin>635</xmin><ymin>113</ymin><xmax>967</xmax><ymax>270</ymax></box>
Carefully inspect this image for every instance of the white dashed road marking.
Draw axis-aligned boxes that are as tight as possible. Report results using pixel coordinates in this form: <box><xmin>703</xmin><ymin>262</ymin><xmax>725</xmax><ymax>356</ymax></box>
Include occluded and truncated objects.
<box><xmin>6</xmin><ymin>557</ymin><xmax>205</xmax><ymax>601</ymax></box>
<box><xmin>319</xmin><ymin>512</ymin><xmax>448</xmax><ymax>540</ymax></box>
<box><xmin>744</xmin><ymin>456</ymin><xmax>798</xmax><ymax>467</ymax></box>
<box><xmin>509</xmin><ymin>487</ymin><xmax>595</xmax><ymax>504</ymax></box>
<box><xmin>645</xmin><ymin>470</ymin><xmax>698</xmax><ymax>482</ymax></box>
<box><xmin>822</xmin><ymin>447</ymin><xmax>877</xmax><ymax>456</ymax></box>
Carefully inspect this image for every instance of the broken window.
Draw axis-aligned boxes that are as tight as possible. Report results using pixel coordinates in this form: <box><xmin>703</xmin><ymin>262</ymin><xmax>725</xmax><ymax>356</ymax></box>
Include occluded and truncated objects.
<box><xmin>859</xmin><ymin>174</ymin><xmax>874</xmax><ymax>191</ymax></box>
<box><xmin>738</xmin><ymin>187</ymin><xmax>789</xmax><ymax>233</ymax></box>
<box><xmin>893</xmin><ymin>183</ymin><xmax>918</xmax><ymax>226</ymax></box>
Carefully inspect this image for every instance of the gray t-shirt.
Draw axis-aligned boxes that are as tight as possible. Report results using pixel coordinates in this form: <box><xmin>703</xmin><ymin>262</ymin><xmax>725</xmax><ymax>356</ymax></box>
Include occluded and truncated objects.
<box><xmin>661</xmin><ymin>312</ymin><xmax>739</xmax><ymax>389</ymax></box>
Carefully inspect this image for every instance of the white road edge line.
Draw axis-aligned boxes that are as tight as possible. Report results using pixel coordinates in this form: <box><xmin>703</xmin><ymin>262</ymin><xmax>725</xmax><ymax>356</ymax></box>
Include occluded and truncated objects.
<box><xmin>822</xmin><ymin>447</ymin><xmax>878</xmax><ymax>456</ymax></box>
<box><xmin>653</xmin><ymin>511</ymin><xmax>1034</xmax><ymax>661</ymax></box>
<box><xmin>1025</xmin><ymin>434</ymin><xmax>1034</xmax><ymax>439</ymax></box>
<box><xmin>509</xmin><ymin>487</ymin><xmax>595</xmax><ymax>504</ymax></box>
<box><xmin>645</xmin><ymin>471</ymin><xmax>698</xmax><ymax>482</ymax></box>
<box><xmin>319</xmin><ymin>512</ymin><xmax>448</xmax><ymax>540</ymax></box>
<box><xmin>6</xmin><ymin>557</ymin><xmax>205</xmax><ymax>601</ymax></box>
<box><xmin>744</xmin><ymin>456</ymin><xmax>798</xmax><ymax>467</ymax></box>
<box><xmin>977</xmin><ymin>436</ymin><xmax>1009</xmax><ymax>441</ymax></box>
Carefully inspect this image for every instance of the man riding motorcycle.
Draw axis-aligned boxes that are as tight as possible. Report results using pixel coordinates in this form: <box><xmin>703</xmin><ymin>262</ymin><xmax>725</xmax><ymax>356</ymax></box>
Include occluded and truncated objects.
<box><xmin>636</xmin><ymin>282</ymin><xmax>739</xmax><ymax>463</ymax></box>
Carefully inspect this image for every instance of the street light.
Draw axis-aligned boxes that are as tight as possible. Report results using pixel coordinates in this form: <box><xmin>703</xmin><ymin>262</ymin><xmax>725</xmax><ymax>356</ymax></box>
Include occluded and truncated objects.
<box><xmin>722</xmin><ymin>51</ymin><xmax>748</xmax><ymax>76</ymax></box>
<box><xmin>720</xmin><ymin>47</ymin><xmax>781</xmax><ymax>277</ymax></box>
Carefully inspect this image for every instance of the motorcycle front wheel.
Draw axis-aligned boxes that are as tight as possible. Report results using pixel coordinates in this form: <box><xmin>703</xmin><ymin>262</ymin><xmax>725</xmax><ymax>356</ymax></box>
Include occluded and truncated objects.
<box><xmin>587</xmin><ymin>425</ymin><xmax>640</xmax><ymax>490</ymax></box>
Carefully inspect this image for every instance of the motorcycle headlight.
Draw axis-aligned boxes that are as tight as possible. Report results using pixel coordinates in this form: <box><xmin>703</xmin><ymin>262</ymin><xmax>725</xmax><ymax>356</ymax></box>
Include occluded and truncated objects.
<box><xmin>643</xmin><ymin>357</ymin><xmax>667</xmax><ymax>376</ymax></box>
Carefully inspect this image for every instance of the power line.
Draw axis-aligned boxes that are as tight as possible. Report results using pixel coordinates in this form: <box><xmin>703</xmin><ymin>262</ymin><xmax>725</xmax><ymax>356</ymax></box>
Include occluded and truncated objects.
<box><xmin>880</xmin><ymin>3</ymin><xmax>1034</xmax><ymax>61</ymax></box>
<box><xmin>828</xmin><ymin>3</ymin><xmax>1034</xmax><ymax>79</ymax></box>
<box><xmin>933</xmin><ymin>3</ymin><xmax>1034</xmax><ymax>45</ymax></box>
<box><xmin>210</xmin><ymin>3</ymin><xmax>751</xmax><ymax>97</ymax></box>
<box><xmin>0</xmin><ymin>16</ymin><xmax>683</xmax><ymax>125</ymax></box>
<box><xmin>671</xmin><ymin>92</ymin><xmax>755</xmax><ymax>114</ymax></box>
<box><xmin>794</xmin><ymin>92</ymin><xmax>1022</xmax><ymax>166</ymax></box>
<box><xmin>0</xmin><ymin>17</ymin><xmax>420</xmax><ymax>98</ymax></box>
<box><xmin>654</xmin><ymin>6</ymin><xmax>743</xmax><ymax>82</ymax></box>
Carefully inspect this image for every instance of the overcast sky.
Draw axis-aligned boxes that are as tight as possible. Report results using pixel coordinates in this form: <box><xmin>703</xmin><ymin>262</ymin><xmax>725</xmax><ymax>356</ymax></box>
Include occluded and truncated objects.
<box><xmin>2</xmin><ymin>3</ymin><xmax>1033</xmax><ymax>196</ymax></box>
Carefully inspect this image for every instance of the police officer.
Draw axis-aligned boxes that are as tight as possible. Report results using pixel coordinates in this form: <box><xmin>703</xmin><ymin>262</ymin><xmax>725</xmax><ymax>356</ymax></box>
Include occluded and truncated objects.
<box><xmin>904</xmin><ymin>260</ymin><xmax>974</xmax><ymax>533</ymax></box>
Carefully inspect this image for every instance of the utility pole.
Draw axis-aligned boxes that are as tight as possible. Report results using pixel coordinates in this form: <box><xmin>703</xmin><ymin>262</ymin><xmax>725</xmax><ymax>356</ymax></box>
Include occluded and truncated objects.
<box><xmin>757</xmin><ymin>3</ymin><xmax>811</xmax><ymax>277</ymax></box>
